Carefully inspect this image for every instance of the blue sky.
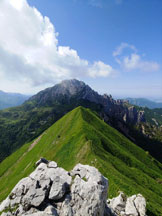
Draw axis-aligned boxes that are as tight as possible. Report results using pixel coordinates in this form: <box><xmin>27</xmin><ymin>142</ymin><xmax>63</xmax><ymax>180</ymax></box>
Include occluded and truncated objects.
<box><xmin>0</xmin><ymin>0</ymin><xmax>161</xmax><ymax>98</ymax></box>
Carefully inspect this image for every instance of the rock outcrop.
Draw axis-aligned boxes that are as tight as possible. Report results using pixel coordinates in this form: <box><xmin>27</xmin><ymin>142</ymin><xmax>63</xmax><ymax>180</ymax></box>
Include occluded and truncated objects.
<box><xmin>0</xmin><ymin>158</ymin><xmax>108</xmax><ymax>216</ymax></box>
<box><xmin>108</xmin><ymin>192</ymin><xmax>146</xmax><ymax>216</ymax></box>
<box><xmin>0</xmin><ymin>158</ymin><xmax>146</xmax><ymax>216</ymax></box>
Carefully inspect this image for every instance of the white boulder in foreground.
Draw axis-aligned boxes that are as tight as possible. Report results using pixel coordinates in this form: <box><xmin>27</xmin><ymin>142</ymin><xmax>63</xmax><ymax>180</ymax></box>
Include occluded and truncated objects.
<box><xmin>0</xmin><ymin>159</ymin><xmax>108</xmax><ymax>216</ymax></box>
<box><xmin>0</xmin><ymin>158</ymin><xmax>146</xmax><ymax>216</ymax></box>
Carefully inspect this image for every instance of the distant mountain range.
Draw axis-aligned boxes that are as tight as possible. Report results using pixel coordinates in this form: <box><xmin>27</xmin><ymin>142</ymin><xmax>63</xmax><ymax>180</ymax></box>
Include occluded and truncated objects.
<box><xmin>125</xmin><ymin>97</ymin><xmax>162</xmax><ymax>109</ymax></box>
<box><xmin>0</xmin><ymin>90</ymin><xmax>30</xmax><ymax>110</ymax></box>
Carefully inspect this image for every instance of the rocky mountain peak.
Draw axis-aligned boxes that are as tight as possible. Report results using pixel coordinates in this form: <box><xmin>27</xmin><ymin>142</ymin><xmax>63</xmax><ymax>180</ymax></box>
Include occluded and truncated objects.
<box><xmin>27</xmin><ymin>79</ymin><xmax>145</xmax><ymax>125</ymax></box>
<box><xmin>57</xmin><ymin>79</ymin><xmax>93</xmax><ymax>97</ymax></box>
<box><xmin>29</xmin><ymin>79</ymin><xmax>94</xmax><ymax>104</ymax></box>
<box><xmin>60</xmin><ymin>79</ymin><xmax>86</xmax><ymax>89</ymax></box>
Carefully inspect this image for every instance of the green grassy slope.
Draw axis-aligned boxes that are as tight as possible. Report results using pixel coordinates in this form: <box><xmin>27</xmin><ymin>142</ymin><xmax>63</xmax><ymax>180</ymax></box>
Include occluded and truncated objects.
<box><xmin>0</xmin><ymin>97</ymin><xmax>102</xmax><ymax>162</ymax></box>
<box><xmin>0</xmin><ymin>106</ymin><xmax>162</xmax><ymax>216</ymax></box>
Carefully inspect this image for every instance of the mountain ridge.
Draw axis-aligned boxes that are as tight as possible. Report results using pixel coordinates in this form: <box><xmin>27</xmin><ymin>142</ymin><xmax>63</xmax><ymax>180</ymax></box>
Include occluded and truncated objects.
<box><xmin>0</xmin><ymin>106</ymin><xmax>162</xmax><ymax>215</ymax></box>
<box><xmin>0</xmin><ymin>79</ymin><xmax>161</xmax><ymax>163</ymax></box>
<box><xmin>27</xmin><ymin>79</ymin><xmax>145</xmax><ymax>124</ymax></box>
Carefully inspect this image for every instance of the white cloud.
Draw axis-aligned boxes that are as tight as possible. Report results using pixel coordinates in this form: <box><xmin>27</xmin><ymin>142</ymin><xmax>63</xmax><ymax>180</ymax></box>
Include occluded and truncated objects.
<box><xmin>123</xmin><ymin>53</ymin><xmax>160</xmax><ymax>72</ymax></box>
<box><xmin>9</xmin><ymin>0</ymin><xmax>25</xmax><ymax>10</ymax></box>
<box><xmin>113</xmin><ymin>42</ymin><xmax>137</xmax><ymax>57</ymax></box>
<box><xmin>113</xmin><ymin>43</ymin><xmax>160</xmax><ymax>72</ymax></box>
<box><xmin>0</xmin><ymin>0</ymin><xmax>115</xmax><ymax>93</ymax></box>
<box><xmin>88</xmin><ymin>61</ymin><xmax>115</xmax><ymax>77</ymax></box>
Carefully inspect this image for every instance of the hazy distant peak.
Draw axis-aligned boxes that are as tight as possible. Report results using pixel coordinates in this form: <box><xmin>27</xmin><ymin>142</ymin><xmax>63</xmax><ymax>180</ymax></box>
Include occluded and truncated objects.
<box><xmin>0</xmin><ymin>90</ymin><xmax>30</xmax><ymax>110</ymax></box>
<box><xmin>126</xmin><ymin>97</ymin><xmax>162</xmax><ymax>109</ymax></box>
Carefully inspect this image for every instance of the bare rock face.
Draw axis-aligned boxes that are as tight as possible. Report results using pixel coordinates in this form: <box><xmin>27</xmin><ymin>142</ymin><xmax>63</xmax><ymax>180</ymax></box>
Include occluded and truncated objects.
<box><xmin>0</xmin><ymin>159</ymin><xmax>108</xmax><ymax>216</ymax></box>
<box><xmin>69</xmin><ymin>164</ymin><xmax>108</xmax><ymax>216</ymax></box>
<box><xmin>108</xmin><ymin>192</ymin><xmax>146</xmax><ymax>216</ymax></box>
<box><xmin>0</xmin><ymin>159</ymin><xmax>147</xmax><ymax>216</ymax></box>
<box><xmin>29</xmin><ymin>79</ymin><xmax>145</xmax><ymax>126</ymax></box>
<box><xmin>107</xmin><ymin>192</ymin><xmax>126</xmax><ymax>215</ymax></box>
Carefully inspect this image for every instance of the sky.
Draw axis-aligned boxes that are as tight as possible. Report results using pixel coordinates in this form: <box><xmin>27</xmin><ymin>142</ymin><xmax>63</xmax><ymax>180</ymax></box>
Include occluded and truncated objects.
<box><xmin>0</xmin><ymin>0</ymin><xmax>162</xmax><ymax>99</ymax></box>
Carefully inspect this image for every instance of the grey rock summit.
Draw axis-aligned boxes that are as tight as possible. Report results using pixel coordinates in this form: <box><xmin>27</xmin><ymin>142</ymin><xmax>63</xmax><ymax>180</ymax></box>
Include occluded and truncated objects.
<box><xmin>0</xmin><ymin>158</ymin><xmax>146</xmax><ymax>216</ymax></box>
<box><xmin>29</xmin><ymin>79</ymin><xmax>145</xmax><ymax>124</ymax></box>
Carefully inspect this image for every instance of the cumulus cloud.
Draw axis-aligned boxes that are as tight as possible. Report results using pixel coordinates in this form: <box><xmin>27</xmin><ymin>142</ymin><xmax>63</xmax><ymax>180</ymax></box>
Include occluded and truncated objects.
<box><xmin>123</xmin><ymin>53</ymin><xmax>160</xmax><ymax>72</ymax></box>
<box><xmin>0</xmin><ymin>0</ymin><xmax>115</xmax><ymax>93</ymax></box>
<box><xmin>88</xmin><ymin>61</ymin><xmax>114</xmax><ymax>77</ymax></box>
<box><xmin>113</xmin><ymin>43</ymin><xmax>160</xmax><ymax>72</ymax></box>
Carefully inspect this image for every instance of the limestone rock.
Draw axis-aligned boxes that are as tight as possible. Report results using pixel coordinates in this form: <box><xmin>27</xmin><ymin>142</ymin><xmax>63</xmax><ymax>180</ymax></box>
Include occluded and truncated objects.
<box><xmin>69</xmin><ymin>164</ymin><xmax>108</xmax><ymax>216</ymax></box>
<box><xmin>134</xmin><ymin>194</ymin><xmax>146</xmax><ymax>216</ymax></box>
<box><xmin>0</xmin><ymin>159</ymin><xmax>108</xmax><ymax>216</ymax></box>
<box><xmin>1</xmin><ymin>213</ymin><xmax>12</xmax><ymax>216</ymax></box>
<box><xmin>22</xmin><ymin>205</ymin><xmax>58</xmax><ymax>216</ymax></box>
<box><xmin>108</xmin><ymin>192</ymin><xmax>146</xmax><ymax>216</ymax></box>
<box><xmin>125</xmin><ymin>195</ymin><xmax>138</xmax><ymax>216</ymax></box>
<box><xmin>125</xmin><ymin>194</ymin><xmax>146</xmax><ymax>216</ymax></box>
<box><xmin>108</xmin><ymin>192</ymin><xmax>126</xmax><ymax>214</ymax></box>
<box><xmin>0</xmin><ymin>197</ymin><xmax>10</xmax><ymax>212</ymax></box>
<box><xmin>44</xmin><ymin>205</ymin><xmax>58</xmax><ymax>215</ymax></box>
<box><xmin>49</xmin><ymin>176</ymin><xmax>67</xmax><ymax>200</ymax></box>
<box><xmin>0</xmin><ymin>159</ymin><xmax>146</xmax><ymax>216</ymax></box>
<box><xmin>48</xmin><ymin>161</ymin><xmax>57</xmax><ymax>168</ymax></box>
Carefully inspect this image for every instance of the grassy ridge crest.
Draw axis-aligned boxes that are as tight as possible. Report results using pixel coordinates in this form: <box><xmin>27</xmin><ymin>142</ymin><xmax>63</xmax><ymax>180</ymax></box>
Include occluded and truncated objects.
<box><xmin>0</xmin><ymin>106</ymin><xmax>162</xmax><ymax>215</ymax></box>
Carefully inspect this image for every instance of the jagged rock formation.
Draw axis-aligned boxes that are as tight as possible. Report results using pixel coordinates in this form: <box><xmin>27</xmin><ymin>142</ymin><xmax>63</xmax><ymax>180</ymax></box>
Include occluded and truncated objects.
<box><xmin>108</xmin><ymin>192</ymin><xmax>146</xmax><ymax>216</ymax></box>
<box><xmin>29</xmin><ymin>79</ymin><xmax>145</xmax><ymax>124</ymax></box>
<box><xmin>0</xmin><ymin>158</ymin><xmax>147</xmax><ymax>216</ymax></box>
<box><xmin>0</xmin><ymin>158</ymin><xmax>108</xmax><ymax>216</ymax></box>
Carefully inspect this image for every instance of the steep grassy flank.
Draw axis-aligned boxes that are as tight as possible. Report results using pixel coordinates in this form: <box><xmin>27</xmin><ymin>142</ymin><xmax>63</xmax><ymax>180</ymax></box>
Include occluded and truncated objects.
<box><xmin>0</xmin><ymin>107</ymin><xmax>162</xmax><ymax>216</ymax></box>
<box><xmin>0</xmin><ymin>96</ymin><xmax>102</xmax><ymax>162</ymax></box>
